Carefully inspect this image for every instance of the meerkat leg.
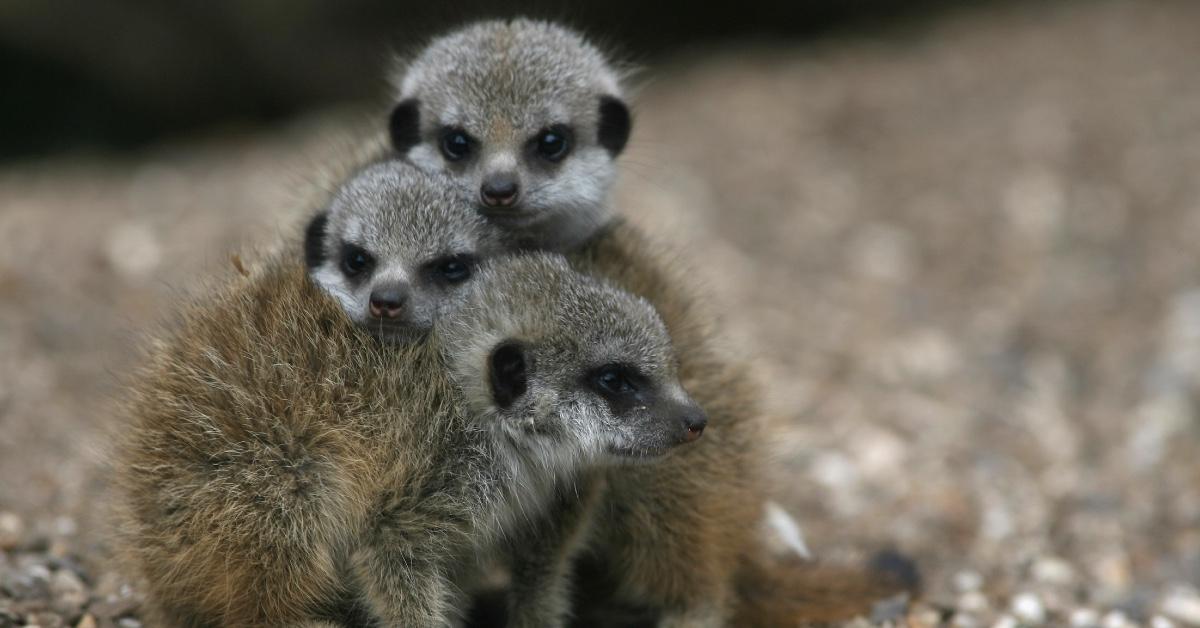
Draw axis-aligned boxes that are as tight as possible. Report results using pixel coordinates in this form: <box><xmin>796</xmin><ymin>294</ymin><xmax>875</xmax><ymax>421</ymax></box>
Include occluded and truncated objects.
<box><xmin>506</xmin><ymin>473</ymin><xmax>606</xmax><ymax>628</ymax></box>
<box><xmin>354</xmin><ymin>489</ymin><xmax>464</xmax><ymax>627</ymax></box>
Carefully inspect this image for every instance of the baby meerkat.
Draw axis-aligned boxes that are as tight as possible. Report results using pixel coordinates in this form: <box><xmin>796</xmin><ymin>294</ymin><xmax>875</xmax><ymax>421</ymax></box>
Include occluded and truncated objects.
<box><xmin>388</xmin><ymin>19</ymin><xmax>763</xmax><ymax>626</ymax></box>
<box><xmin>115</xmin><ymin>247</ymin><xmax>705</xmax><ymax>627</ymax></box>
<box><xmin>389</xmin><ymin>18</ymin><xmax>631</xmax><ymax>251</ymax></box>
<box><xmin>304</xmin><ymin>158</ymin><xmax>502</xmax><ymax>341</ymax></box>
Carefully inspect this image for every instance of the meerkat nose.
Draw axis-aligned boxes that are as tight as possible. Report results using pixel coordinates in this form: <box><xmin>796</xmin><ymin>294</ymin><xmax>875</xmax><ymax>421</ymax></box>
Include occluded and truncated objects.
<box><xmin>369</xmin><ymin>286</ymin><xmax>408</xmax><ymax>319</ymax></box>
<box><xmin>682</xmin><ymin>410</ymin><xmax>707</xmax><ymax>443</ymax></box>
<box><xmin>480</xmin><ymin>175</ymin><xmax>520</xmax><ymax>208</ymax></box>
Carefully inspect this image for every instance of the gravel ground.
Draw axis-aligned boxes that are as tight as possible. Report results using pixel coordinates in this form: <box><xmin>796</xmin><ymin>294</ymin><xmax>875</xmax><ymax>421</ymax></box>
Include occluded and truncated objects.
<box><xmin>2</xmin><ymin>2</ymin><xmax>1200</xmax><ymax>626</ymax></box>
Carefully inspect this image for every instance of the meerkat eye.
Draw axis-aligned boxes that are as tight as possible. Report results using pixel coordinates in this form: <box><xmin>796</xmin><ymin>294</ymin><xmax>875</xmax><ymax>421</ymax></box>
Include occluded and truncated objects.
<box><xmin>426</xmin><ymin>254</ymin><xmax>475</xmax><ymax>285</ymax></box>
<box><xmin>533</xmin><ymin>126</ymin><xmax>572</xmax><ymax>162</ymax></box>
<box><xmin>339</xmin><ymin>244</ymin><xmax>374</xmax><ymax>278</ymax></box>
<box><xmin>440</xmin><ymin>128</ymin><xmax>473</xmax><ymax>161</ymax></box>
<box><xmin>590</xmin><ymin>365</ymin><xmax>639</xmax><ymax>397</ymax></box>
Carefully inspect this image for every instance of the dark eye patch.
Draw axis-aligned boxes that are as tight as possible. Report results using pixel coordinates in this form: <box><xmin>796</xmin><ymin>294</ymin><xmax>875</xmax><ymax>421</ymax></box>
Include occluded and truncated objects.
<box><xmin>303</xmin><ymin>211</ymin><xmax>329</xmax><ymax>270</ymax></box>
<box><xmin>490</xmin><ymin>342</ymin><xmax>528</xmax><ymax>409</ymax></box>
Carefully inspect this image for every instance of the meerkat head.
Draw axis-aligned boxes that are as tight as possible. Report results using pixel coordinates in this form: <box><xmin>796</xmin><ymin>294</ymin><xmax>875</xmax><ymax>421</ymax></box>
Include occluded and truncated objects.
<box><xmin>389</xmin><ymin>18</ymin><xmax>632</xmax><ymax>250</ymax></box>
<box><xmin>441</xmin><ymin>253</ymin><xmax>705</xmax><ymax>462</ymax></box>
<box><xmin>304</xmin><ymin>159</ymin><xmax>502</xmax><ymax>342</ymax></box>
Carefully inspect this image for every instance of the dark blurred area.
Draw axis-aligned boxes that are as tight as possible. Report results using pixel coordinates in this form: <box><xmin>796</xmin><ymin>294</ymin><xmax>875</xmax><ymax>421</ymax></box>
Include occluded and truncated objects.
<box><xmin>0</xmin><ymin>0</ymin><xmax>980</xmax><ymax>160</ymax></box>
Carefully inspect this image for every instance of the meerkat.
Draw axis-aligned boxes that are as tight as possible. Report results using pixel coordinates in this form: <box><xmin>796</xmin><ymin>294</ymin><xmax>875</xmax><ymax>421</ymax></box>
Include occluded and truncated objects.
<box><xmin>388</xmin><ymin>18</ymin><xmax>631</xmax><ymax>252</ymax></box>
<box><xmin>387</xmin><ymin>19</ymin><xmax>914</xmax><ymax>627</ymax></box>
<box><xmin>115</xmin><ymin>246</ymin><xmax>708</xmax><ymax>627</ymax></box>
<box><xmin>303</xmin><ymin>157</ymin><xmax>502</xmax><ymax>341</ymax></box>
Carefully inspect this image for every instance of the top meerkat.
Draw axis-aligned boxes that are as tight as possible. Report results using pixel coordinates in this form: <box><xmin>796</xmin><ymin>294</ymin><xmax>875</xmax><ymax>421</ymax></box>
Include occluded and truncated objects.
<box><xmin>389</xmin><ymin>18</ymin><xmax>631</xmax><ymax>250</ymax></box>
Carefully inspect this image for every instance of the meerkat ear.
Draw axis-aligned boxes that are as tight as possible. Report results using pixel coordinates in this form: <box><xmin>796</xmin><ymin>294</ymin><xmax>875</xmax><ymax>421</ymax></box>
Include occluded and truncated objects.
<box><xmin>389</xmin><ymin>98</ymin><xmax>421</xmax><ymax>153</ymax></box>
<box><xmin>489</xmin><ymin>341</ymin><xmax>529</xmax><ymax>409</ymax></box>
<box><xmin>303</xmin><ymin>211</ymin><xmax>329</xmax><ymax>270</ymax></box>
<box><xmin>597</xmin><ymin>95</ymin><xmax>632</xmax><ymax>155</ymax></box>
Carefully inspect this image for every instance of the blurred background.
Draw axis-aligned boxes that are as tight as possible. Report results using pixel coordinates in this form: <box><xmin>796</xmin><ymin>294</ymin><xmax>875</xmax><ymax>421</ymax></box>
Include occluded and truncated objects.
<box><xmin>2</xmin><ymin>1</ymin><xmax>1200</xmax><ymax>626</ymax></box>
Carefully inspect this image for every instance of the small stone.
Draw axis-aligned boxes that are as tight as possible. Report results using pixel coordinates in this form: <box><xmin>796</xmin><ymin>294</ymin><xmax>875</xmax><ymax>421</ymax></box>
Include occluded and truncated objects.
<box><xmin>1071</xmin><ymin>608</ymin><xmax>1101</xmax><ymax>627</ymax></box>
<box><xmin>1</xmin><ymin>569</ymin><xmax>49</xmax><ymax>600</ymax></box>
<box><xmin>0</xmin><ymin>513</ymin><xmax>22</xmax><ymax>550</ymax></box>
<box><xmin>87</xmin><ymin>596</ymin><xmax>139</xmax><ymax>621</ymax></box>
<box><xmin>992</xmin><ymin>615</ymin><xmax>1018</xmax><ymax>628</ymax></box>
<box><xmin>871</xmin><ymin>592</ymin><xmax>911</xmax><ymax>623</ymax></box>
<box><xmin>51</xmin><ymin>518</ymin><xmax>77</xmax><ymax>539</ymax></box>
<box><xmin>1104</xmin><ymin>610</ymin><xmax>1133</xmax><ymax>628</ymax></box>
<box><xmin>1011</xmin><ymin>593</ymin><xmax>1047</xmax><ymax>625</ymax></box>
<box><xmin>909</xmin><ymin>606</ymin><xmax>944</xmax><ymax>628</ymax></box>
<box><xmin>953</xmin><ymin>613</ymin><xmax>981</xmax><ymax>628</ymax></box>
<box><xmin>1153</xmin><ymin>616</ymin><xmax>1179</xmax><ymax>628</ymax></box>
<box><xmin>1032</xmin><ymin>556</ymin><xmax>1076</xmax><ymax>586</ymax></box>
<box><xmin>49</xmin><ymin>570</ymin><xmax>87</xmax><ymax>617</ymax></box>
<box><xmin>1163</xmin><ymin>588</ymin><xmax>1200</xmax><ymax>626</ymax></box>
<box><xmin>955</xmin><ymin>570</ymin><xmax>985</xmax><ymax>593</ymax></box>
<box><xmin>959</xmin><ymin>591</ymin><xmax>990</xmax><ymax>614</ymax></box>
<box><xmin>104</xmin><ymin>223</ymin><xmax>161</xmax><ymax>280</ymax></box>
<box><xmin>75</xmin><ymin>615</ymin><xmax>97</xmax><ymax>628</ymax></box>
<box><xmin>116</xmin><ymin>619</ymin><xmax>142</xmax><ymax>628</ymax></box>
<box><xmin>27</xmin><ymin>612</ymin><xmax>66</xmax><ymax>628</ymax></box>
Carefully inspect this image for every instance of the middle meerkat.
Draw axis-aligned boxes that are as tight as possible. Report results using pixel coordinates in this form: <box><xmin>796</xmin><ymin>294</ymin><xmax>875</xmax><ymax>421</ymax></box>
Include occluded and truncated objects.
<box><xmin>391</xmin><ymin>19</ymin><xmax>768</xmax><ymax>626</ymax></box>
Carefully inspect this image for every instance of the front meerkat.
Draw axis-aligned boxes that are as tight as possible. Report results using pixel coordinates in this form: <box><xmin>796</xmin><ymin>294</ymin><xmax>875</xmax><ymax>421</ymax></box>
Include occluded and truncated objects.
<box><xmin>388</xmin><ymin>19</ymin><xmax>767</xmax><ymax>627</ymax></box>
<box><xmin>115</xmin><ymin>247</ymin><xmax>705</xmax><ymax>627</ymax></box>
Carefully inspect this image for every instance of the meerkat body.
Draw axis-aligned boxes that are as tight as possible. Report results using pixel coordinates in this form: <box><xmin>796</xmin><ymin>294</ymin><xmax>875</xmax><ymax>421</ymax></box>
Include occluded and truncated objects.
<box><xmin>115</xmin><ymin>161</ymin><xmax>708</xmax><ymax>626</ymax></box>
<box><xmin>389</xmin><ymin>20</ymin><xmax>768</xmax><ymax>626</ymax></box>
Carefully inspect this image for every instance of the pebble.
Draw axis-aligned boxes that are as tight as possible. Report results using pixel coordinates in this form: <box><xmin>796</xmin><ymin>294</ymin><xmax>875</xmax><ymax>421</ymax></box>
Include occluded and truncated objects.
<box><xmin>870</xmin><ymin>592</ymin><xmax>911</xmax><ymax>623</ymax></box>
<box><xmin>49</xmin><ymin>569</ymin><xmax>87</xmax><ymax>617</ymax></box>
<box><xmin>1104</xmin><ymin>610</ymin><xmax>1135</xmax><ymax>628</ymax></box>
<box><xmin>88</xmin><ymin>595</ymin><xmax>140</xmax><ymax>621</ymax></box>
<box><xmin>992</xmin><ymin>615</ymin><xmax>1018</xmax><ymax>628</ymax></box>
<box><xmin>1072</xmin><ymin>608</ymin><xmax>1101</xmax><ymax>627</ymax></box>
<box><xmin>1033</xmin><ymin>556</ymin><xmax>1076</xmax><ymax>586</ymax></box>
<box><xmin>1</xmin><ymin>568</ymin><xmax>49</xmax><ymax>600</ymax></box>
<box><xmin>0</xmin><ymin>513</ymin><xmax>22</xmax><ymax>551</ymax></box>
<box><xmin>116</xmin><ymin>619</ymin><xmax>142</xmax><ymax>628</ymax></box>
<box><xmin>955</xmin><ymin>570</ymin><xmax>985</xmax><ymax>593</ymax></box>
<box><xmin>1162</xmin><ymin>589</ymin><xmax>1200</xmax><ymax>626</ymax></box>
<box><xmin>1153</xmin><ymin>616</ymin><xmax>1179</xmax><ymax>628</ymax></box>
<box><xmin>27</xmin><ymin>612</ymin><xmax>65</xmax><ymax>628</ymax></box>
<box><xmin>1012</xmin><ymin>592</ymin><xmax>1047</xmax><ymax>625</ymax></box>
<box><xmin>959</xmin><ymin>591</ymin><xmax>990</xmax><ymax>614</ymax></box>
<box><xmin>76</xmin><ymin>616</ymin><xmax>97</xmax><ymax>628</ymax></box>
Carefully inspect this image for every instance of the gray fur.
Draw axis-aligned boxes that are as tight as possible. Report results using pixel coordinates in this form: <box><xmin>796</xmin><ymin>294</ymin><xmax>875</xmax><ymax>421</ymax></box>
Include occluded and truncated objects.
<box><xmin>116</xmin><ymin>249</ymin><xmax>700</xmax><ymax>627</ymax></box>
<box><xmin>392</xmin><ymin>19</ymin><xmax>628</xmax><ymax>251</ymax></box>
<box><xmin>308</xmin><ymin>159</ymin><xmax>503</xmax><ymax>341</ymax></box>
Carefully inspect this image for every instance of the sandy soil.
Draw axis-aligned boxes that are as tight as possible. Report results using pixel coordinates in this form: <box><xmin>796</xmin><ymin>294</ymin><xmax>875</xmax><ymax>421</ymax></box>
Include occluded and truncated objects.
<box><xmin>2</xmin><ymin>2</ymin><xmax>1199</xmax><ymax>626</ymax></box>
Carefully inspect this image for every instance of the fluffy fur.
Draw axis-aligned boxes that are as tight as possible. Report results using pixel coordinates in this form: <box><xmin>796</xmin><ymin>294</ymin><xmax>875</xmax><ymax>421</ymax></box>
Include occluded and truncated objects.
<box><xmin>305</xmin><ymin>158</ymin><xmax>502</xmax><ymax>341</ymax></box>
<box><xmin>114</xmin><ymin>252</ymin><xmax>703</xmax><ymax>627</ymax></box>
<box><xmin>389</xmin><ymin>19</ymin><xmax>632</xmax><ymax>251</ymax></box>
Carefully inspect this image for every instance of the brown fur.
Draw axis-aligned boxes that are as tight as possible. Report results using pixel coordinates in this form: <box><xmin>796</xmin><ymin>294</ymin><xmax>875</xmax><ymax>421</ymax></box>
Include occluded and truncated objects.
<box><xmin>560</xmin><ymin>220</ymin><xmax>767</xmax><ymax>625</ymax></box>
<box><xmin>733</xmin><ymin>557</ymin><xmax>917</xmax><ymax>627</ymax></box>
<box><xmin>114</xmin><ymin>248</ymin><xmax>701</xmax><ymax>627</ymax></box>
<box><xmin>113</xmin><ymin>258</ymin><xmax>457</xmax><ymax>626</ymax></box>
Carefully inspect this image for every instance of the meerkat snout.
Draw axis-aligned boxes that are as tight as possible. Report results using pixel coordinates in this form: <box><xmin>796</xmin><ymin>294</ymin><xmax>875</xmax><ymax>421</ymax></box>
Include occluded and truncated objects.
<box><xmin>681</xmin><ymin>407</ymin><xmax>707</xmax><ymax>442</ymax></box>
<box><xmin>480</xmin><ymin>172</ymin><xmax>520</xmax><ymax>208</ymax></box>
<box><xmin>368</xmin><ymin>282</ymin><xmax>409</xmax><ymax>319</ymax></box>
